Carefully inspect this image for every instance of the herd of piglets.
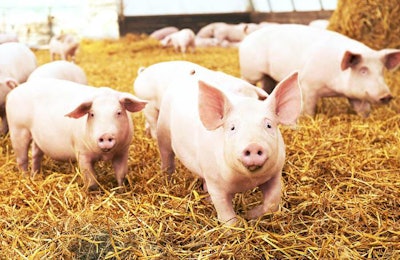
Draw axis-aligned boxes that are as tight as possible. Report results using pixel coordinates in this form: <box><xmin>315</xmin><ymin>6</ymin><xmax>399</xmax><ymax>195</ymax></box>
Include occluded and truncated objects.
<box><xmin>1</xmin><ymin>19</ymin><xmax>400</xmax><ymax>225</ymax></box>
<box><xmin>151</xmin><ymin>21</ymin><xmax>275</xmax><ymax>51</ymax></box>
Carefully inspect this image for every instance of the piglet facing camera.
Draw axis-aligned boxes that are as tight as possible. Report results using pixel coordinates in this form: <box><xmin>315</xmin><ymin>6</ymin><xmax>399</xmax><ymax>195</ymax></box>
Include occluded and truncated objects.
<box><xmin>6</xmin><ymin>78</ymin><xmax>147</xmax><ymax>190</ymax></box>
<box><xmin>156</xmin><ymin>71</ymin><xmax>302</xmax><ymax>224</ymax></box>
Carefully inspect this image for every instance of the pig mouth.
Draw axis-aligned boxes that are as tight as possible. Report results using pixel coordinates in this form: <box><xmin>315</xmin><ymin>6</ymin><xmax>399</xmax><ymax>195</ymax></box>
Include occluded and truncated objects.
<box><xmin>246</xmin><ymin>165</ymin><xmax>263</xmax><ymax>172</ymax></box>
<box><xmin>101</xmin><ymin>148</ymin><xmax>113</xmax><ymax>153</ymax></box>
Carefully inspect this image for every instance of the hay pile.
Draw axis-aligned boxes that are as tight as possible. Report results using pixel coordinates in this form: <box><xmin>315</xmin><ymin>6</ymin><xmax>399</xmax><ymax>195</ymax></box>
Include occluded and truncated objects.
<box><xmin>329</xmin><ymin>0</ymin><xmax>400</xmax><ymax>50</ymax></box>
<box><xmin>0</xmin><ymin>6</ymin><xmax>400</xmax><ymax>259</ymax></box>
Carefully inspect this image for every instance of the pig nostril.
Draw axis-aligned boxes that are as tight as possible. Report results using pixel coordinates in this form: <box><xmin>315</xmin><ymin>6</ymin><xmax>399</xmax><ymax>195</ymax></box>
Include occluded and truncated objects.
<box><xmin>380</xmin><ymin>95</ymin><xmax>393</xmax><ymax>104</ymax></box>
<box><xmin>257</xmin><ymin>150</ymin><xmax>263</xmax><ymax>156</ymax></box>
<box><xmin>245</xmin><ymin>150</ymin><xmax>251</xmax><ymax>156</ymax></box>
<box><xmin>99</xmin><ymin>138</ymin><xmax>104</xmax><ymax>143</ymax></box>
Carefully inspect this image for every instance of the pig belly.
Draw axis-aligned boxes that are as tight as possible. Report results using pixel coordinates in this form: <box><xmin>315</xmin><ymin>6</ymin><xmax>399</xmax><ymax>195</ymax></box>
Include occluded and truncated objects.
<box><xmin>30</xmin><ymin>121</ymin><xmax>77</xmax><ymax>161</ymax></box>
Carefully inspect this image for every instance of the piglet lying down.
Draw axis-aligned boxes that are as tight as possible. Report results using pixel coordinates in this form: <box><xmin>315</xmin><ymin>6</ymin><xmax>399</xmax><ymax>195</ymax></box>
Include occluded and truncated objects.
<box><xmin>156</xmin><ymin>70</ymin><xmax>302</xmax><ymax>224</ymax></box>
<box><xmin>6</xmin><ymin>78</ymin><xmax>147</xmax><ymax>190</ymax></box>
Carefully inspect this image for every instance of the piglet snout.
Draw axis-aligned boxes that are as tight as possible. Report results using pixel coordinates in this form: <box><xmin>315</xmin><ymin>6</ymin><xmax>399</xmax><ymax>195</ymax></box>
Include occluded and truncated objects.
<box><xmin>98</xmin><ymin>133</ymin><xmax>116</xmax><ymax>152</ymax></box>
<box><xmin>241</xmin><ymin>143</ymin><xmax>268</xmax><ymax>171</ymax></box>
<box><xmin>379</xmin><ymin>94</ymin><xmax>393</xmax><ymax>104</ymax></box>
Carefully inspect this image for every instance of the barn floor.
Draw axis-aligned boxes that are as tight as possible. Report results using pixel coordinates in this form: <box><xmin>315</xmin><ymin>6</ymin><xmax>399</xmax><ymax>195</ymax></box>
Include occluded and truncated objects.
<box><xmin>0</xmin><ymin>35</ymin><xmax>399</xmax><ymax>259</ymax></box>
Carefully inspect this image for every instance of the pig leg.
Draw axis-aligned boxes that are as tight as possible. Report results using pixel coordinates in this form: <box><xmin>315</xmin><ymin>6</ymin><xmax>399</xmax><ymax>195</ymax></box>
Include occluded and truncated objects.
<box><xmin>202</xmin><ymin>179</ymin><xmax>208</xmax><ymax>192</ymax></box>
<box><xmin>31</xmin><ymin>142</ymin><xmax>44</xmax><ymax>174</ymax></box>
<box><xmin>301</xmin><ymin>91</ymin><xmax>318</xmax><ymax>117</ymax></box>
<box><xmin>9</xmin><ymin>128</ymin><xmax>32</xmax><ymax>173</ymax></box>
<box><xmin>157</xmin><ymin>119</ymin><xmax>175</xmax><ymax>173</ymax></box>
<box><xmin>112</xmin><ymin>151</ymin><xmax>129</xmax><ymax>187</ymax></box>
<box><xmin>143</xmin><ymin>104</ymin><xmax>159</xmax><ymax>139</ymax></box>
<box><xmin>78</xmin><ymin>155</ymin><xmax>99</xmax><ymax>190</ymax></box>
<box><xmin>158</xmin><ymin>136</ymin><xmax>175</xmax><ymax>174</ymax></box>
<box><xmin>181</xmin><ymin>45</ymin><xmax>187</xmax><ymax>53</ymax></box>
<box><xmin>207</xmin><ymin>184</ymin><xmax>237</xmax><ymax>224</ymax></box>
<box><xmin>0</xmin><ymin>109</ymin><xmax>8</xmax><ymax>135</ymax></box>
<box><xmin>246</xmin><ymin>173</ymin><xmax>282</xmax><ymax>219</ymax></box>
<box><xmin>260</xmin><ymin>74</ymin><xmax>277</xmax><ymax>94</ymax></box>
<box><xmin>189</xmin><ymin>42</ymin><xmax>195</xmax><ymax>53</ymax></box>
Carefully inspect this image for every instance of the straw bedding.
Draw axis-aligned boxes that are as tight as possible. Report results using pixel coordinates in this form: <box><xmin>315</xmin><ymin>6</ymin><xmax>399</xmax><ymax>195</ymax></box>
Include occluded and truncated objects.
<box><xmin>1</xmin><ymin>3</ymin><xmax>400</xmax><ymax>259</ymax></box>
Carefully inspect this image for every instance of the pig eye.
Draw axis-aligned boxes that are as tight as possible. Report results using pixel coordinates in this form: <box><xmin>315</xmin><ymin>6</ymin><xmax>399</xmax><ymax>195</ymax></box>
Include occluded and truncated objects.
<box><xmin>228</xmin><ymin>123</ymin><xmax>237</xmax><ymax>132</ymax></box>
<box><xmin>265</xmin><ymin>119</ymin><xmax>275</xmax><ymax>134</ymax></box>
<box><xmin>89</xmin><ymin>112</ymin><xmax>94</xmax><ymax>117</ymax></box>
<box><xmin>117</xmin><ymin>110</ymin><xmax>122</xmax><ymax>116</ymax></box>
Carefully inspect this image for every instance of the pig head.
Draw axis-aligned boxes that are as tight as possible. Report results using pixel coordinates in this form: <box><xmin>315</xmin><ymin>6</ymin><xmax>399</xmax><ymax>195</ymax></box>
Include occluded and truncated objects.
<box><xmin>63</xmin><ymin>88</ymin><xmax>147</xmax><ymax>189</ymax></box>
<box><xmin>338</xmin><ymin>49</ymin><xmax>400</xmax><ymax>117</ymax></box>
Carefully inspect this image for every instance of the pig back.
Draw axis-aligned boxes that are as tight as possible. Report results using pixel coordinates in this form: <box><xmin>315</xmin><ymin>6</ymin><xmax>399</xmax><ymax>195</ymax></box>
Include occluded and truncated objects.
<box><xmin>28</xmin><ymin>60</ymin><xmax>87</xmax><ymax>84</ymax></box>
<box><xmin>0</xmin><ymin>42</ymin><xmax>37</xmax><ymax>82</ymax></box>
<box><xmin>134</xmin><ymin>61</ymin><xmax>206</xmax><ymax>102</ymax></box>
<box><xmin>239</xmin><ymin>24</ymin><xmax>326</xmax><ymax>81</ymax></box>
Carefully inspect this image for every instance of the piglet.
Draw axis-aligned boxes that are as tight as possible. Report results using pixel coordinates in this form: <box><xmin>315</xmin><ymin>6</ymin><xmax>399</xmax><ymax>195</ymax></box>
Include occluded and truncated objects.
<box><xmin>0</xmin><ymin>33</ymin><xmax>19</xmax><ymax>44</ymax></box>
<box><xmin>156</xmin><ymin>71</ymin><xmax>301</xmax><ymax>224</ymax></box>
<box><xmin>197</xmin><ymin>22</ymin><xmax>248</xmax><ymax>45</ymax></box>
<box><xmin>150</xmin><ymin>26</ymin><xmax>179</xmax><ymax>40</ymax></box>
<box><xmin>49</xmin><ymin>34</ymin><xmax>79</xmax><ymax>62</ymax></box>
<box><xmin>160</xmin><ymin>28</ymin><xmax>196</xmax><ymax>53</ymax></box>
<box><xmin>28</xmin><ymin>60</ymin><xmax>88</xmax><ymax>84</ymax></box>
<box><xmin>6</xmin><ymin>78</ymin><xmax>147</xmax><ymax>190</ymax></box>
<box><xmin>239</xmin><ymin>24</ymin><xmax>400</xmax><ymax>117</ymax></box>
<box><xmin>0</xmin><ymin>42</ymin><xmax>37</xmax><ymax>135</ymax></box>
<box><xmin>133</xmin><ymin>60</ymin><xmax>267</xmax><ymax>139</ymax></box>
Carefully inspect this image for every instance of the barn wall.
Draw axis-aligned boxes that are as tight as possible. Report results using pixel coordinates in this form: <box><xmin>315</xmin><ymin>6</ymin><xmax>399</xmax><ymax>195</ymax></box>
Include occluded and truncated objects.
<box><xmin>119</xmin><ymin>12</ymin><xmax>252</xmax><ymax>35</ymax></box>
<box><xmin>251</xmin><ymin>10</ymin><xmax>333</xmax><ymax>24</ymax></box>
<box><xmin>0</xmin><ymin>0</ymin><xmax>336</xmax><ymax>46</ymax></box>
<box><xmin>118</xmin><ymin>10</ymin><xmax>334</xmax><ymax>36</ymax></box>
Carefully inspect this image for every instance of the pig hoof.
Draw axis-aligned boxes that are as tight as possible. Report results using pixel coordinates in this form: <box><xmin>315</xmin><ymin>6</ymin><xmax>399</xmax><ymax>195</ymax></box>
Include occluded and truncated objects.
<box><xmin>88</xmin><ymin>184</ymin><xmax>100</xmax><ymax>192</ymax></box>
<box><xmin>221</xmin><ymin>216</ymin><xmax>239</xmax><ymax>227</ymax></box>
<box><xmin>246</xmin><ymin>205</ymin><xmax>267</xmax><ymax>219</ymax></box>
<box><xmin>247</xmin><ymin>204</ymin><xmax>279</xmax><ymax>219</ymax></box>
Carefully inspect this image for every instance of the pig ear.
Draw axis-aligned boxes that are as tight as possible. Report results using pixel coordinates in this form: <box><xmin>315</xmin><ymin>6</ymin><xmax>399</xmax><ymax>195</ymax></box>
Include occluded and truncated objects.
<box><xmin>268</xmin><ymin>71</ymin><xmax>302</xmax><ymax>125</ymax></box>
<box><xmin>119</xmin><ymin>94</ymin><xmax>148</xmax><ymax>113</ymax></box>
<box><xmin>235</xmin><ymin>85</ymin><xmax>268</xmax><ymax>100</ymax></box>
<box><xmin>382</xmin><ymin>49</ymin><xmax>400</xmax><ymax>70</ymax></box>
<box><xmin>253</xmin><ymin>87</ymin><xmax>268</xmax><ymax>101</ymax></box>
<box><xmin>341</xmin><ymin>51</ymin><xmax>362</xmax><ymax>70</ymax></box>
<box><xmin>198</xmin><ymin>80</ymin><xmax>231</xmax><ymax>130</ymax></box>
<box><xmin>65</xmin><ymin>101</ymin><xmax>93</xmax><ymax>119</ymax></box>
<box><xmin>1</xmin><ymin>77</ymin><xmax>18</xmax><ymax>89</ymax></box>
